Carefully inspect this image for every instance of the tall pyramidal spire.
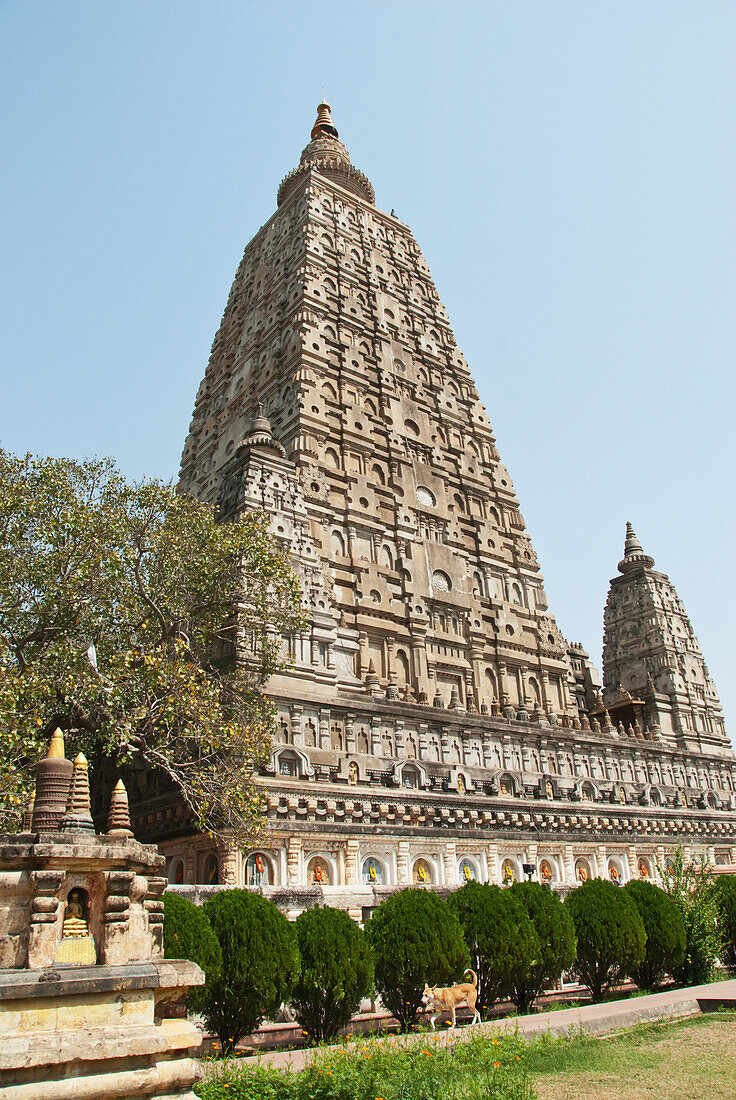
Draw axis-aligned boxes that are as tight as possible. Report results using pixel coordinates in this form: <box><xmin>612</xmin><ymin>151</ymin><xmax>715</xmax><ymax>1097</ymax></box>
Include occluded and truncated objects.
<box><xmin>180</xmin><ymin>101</ymin><xmax>578</xmax><ymax>719</ymax></box>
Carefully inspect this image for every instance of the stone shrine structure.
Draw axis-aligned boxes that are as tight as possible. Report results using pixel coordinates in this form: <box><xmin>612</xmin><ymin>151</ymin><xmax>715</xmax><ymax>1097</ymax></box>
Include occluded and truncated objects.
<box><xmin>0</xmin><ymin>731</ymin><xmax>203</xmax><ymax>1099</ymax></box>
<box><xmin>162</xmin><ymin>103</ymin><xmax>736</xmax><ymax>911</ymax></box>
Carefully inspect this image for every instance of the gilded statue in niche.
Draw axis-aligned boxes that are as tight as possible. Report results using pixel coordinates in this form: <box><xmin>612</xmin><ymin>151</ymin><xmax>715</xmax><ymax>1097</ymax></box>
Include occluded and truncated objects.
<box><xmin>55</xmin><ymin>886</ymin><xmax>97</xmax><ymax>966</ymax></box>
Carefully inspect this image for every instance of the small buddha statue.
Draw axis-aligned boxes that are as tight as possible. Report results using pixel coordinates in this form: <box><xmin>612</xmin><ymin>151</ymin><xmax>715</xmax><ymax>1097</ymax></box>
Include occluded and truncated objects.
<box><xmin>62</xmin><ymin>889</ymin><xmax>89</xmax><ymax>938</ymax></box>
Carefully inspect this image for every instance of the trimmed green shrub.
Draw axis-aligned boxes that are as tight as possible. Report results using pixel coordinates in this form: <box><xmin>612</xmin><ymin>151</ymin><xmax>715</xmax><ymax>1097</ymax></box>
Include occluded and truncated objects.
<box><xmin>364</xmin><ymin>888</ymin><xmax>469</xmax><ymax>1032</ymax></box>
<box><xmin>509</xmin><ymin>881</ymin><xmax>577</xmax><ymax>1014</ymax></box>
<box><xmin>448</xmin><ymin>881</ymin><xmax>539</xmax><ymax>1018</ymax></box>
<box><xmin>715</xmin><ymin>873</ymin><xmax>736</xmax><ymax>970</ymax></box>
<box><xmin>660</xmin><ymin>848</ymin><xmax>722</xmax><ymax>986</ymax></box>
<box><xmin>623</xmin><ymin>879</ymin><xmax>685</xmax><ymax>990</ymax></box>
<box><xmin>162</xmin><ymin>891</ymin><xmax>222</xmax><ymax>1013</ymax></box>
<box><xmin>290</xmin><ymin>905</ymin><xmax>374</xmax><ymax>1043</ymax></box>
<box><xmin>201</xmin><ymin>888</ymin><xmax>299</xmax><ymax>1053</ymax></box>
<box><xmin>564</xmin><ymin>878</ymin><xmax>646</xmax><ymax>1002</ymax></box>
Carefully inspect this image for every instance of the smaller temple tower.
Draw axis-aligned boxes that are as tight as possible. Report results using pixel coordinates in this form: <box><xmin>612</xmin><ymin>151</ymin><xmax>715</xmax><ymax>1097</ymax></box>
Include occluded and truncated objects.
<box><xmin>602</xmin><ymin>523</ymin><xmax>728</xmax><ymax>754</ymax></box>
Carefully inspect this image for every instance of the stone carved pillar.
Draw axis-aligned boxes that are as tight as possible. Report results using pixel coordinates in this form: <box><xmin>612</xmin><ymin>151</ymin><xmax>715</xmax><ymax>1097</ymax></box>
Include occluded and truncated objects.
<box><xmin>397</xmin><ymin>840</ymin><xmax>411</xmax><ymax>885</ymax></box>
<box><xmin>143</xmin><ymin>876</ymin><xmax>167</xmax><ymax>957</ymax></box>
<box><xmin>486</xmin><ymin>843</ymin><xmax>499</xmax><ymax>884</ymax></box>
<box><xmin>563</xmin><ymin>845</ymin><xmax>575</xmax><ymax>885</ymax></box>
<box><xmin>498</xmin><ymin>663</ymin><xmax>509</xmax><ymax>708</ymax></box>
<box><xmin>627</xmin><ymin>847</ymin><xmax>638</xmax><ymax>881</ymax></box>
<box><xmin>319</xmin><ymin>709</ymin><xmax>331</xmax><ymax>749</ymax></box>
<box><xmin>345</xmin><ymin>713</ymin><xmax>356</xmax><ymax>753</ymax></box>
<box><xmin>290</xmin><ymin>704</ymin><xmax>304</xmax><ymax>746</ymax></box>
<box><xmin>101</xmin><ymin>870</ymin><xmax>135</xmax><ymax>966</ymax></box>
<box><xmin>370</xmin><ymin>716</ymin><xmax>382</xmax><ymax>755</ymax></box>
<box><xmin>596</xmin><ymin>844</ymin><xmax>608</xmax><ymax>879</ymax></box>
<box><xmin>346</xmin><ymin>839</ymin><xmax>360</xmax><ymax>886</ymax></box>
<box><xmin>218</xmin><ymin>841</ymin><xmax>238</xmax><ymax>886</ymax></box>
<box><xmin>28</xmin><ymin>870</ymin><xmax>64</xmax><ymax>969</ymax></box>
<box><xmin>287</xmin><ymin>836</ymin><xmax>302</xmax><ymax>886</ymax></box>
<box><xmin>444</xmin><ymin>842</ymin><xmax>458</xmax><ymax>887</ymax></box>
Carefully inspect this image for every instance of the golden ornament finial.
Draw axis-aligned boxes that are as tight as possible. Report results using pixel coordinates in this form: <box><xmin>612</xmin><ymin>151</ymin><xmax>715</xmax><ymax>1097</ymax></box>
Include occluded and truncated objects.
<box><xmin>311</xmin><ymin>100</ymin><xmax>339</xmax><ymax>141</ymax></box>
<box><xmin>47</xmin><ymin>728</ymin><xmax>66</xmax><ymax>759</ymax></box>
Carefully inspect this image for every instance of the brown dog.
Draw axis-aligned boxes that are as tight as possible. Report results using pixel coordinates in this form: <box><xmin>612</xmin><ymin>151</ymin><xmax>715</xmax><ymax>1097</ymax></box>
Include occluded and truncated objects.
<box><xmin>421</xmin><ymin>968</ymin><xmax>480</xmax><ymax>1029</ymax></box>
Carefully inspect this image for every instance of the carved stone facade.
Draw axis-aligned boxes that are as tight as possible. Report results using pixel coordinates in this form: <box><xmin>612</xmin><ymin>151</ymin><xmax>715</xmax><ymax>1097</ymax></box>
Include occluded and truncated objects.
<box><xmin>165</xmin><ymin>103</ymin><xmax>736</xmax><ymax>904</ymax></box>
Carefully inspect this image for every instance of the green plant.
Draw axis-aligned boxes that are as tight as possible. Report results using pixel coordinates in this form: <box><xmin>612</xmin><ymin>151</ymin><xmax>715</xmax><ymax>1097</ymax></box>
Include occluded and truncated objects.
<box><xmin>622</xmin><ymin>879</ymin><xmax>685</xmax><ymax>991</ymax></box>
<box><xmin>290</xmin><ymin>906</ymin><xmax>374</xmax><ymax>1043</ymax></box>
<box><xmin>448</xmin><ymin>881</ymin><xmax>539</xmax><ymax>1019</ymax></box>
<box><xmin>195</xmin><ymin>1030</ymin><xmax>535</xmax><ymax>1100</ymax></box>
<box><xmin>564</xmin><ymin>878</ymin><xmax>646</xmax><ymax>1002</ymax></box>
<box><xmin>714</xmin><ymin>873</ymin><xmax>736</xmax><ymax>969</ymax></box>
<box><xmin>364</xmin><ymin>888</ymin><xmax>469</xmax><ymax>1032</ymax></box>
<box><xmin>201</xmin><ymin>889</ymin><xmax>300</xmax><ymax>1053</ymax></box>
<box><xmin>659</xmin><ymin>847</ymin><xmax>723</xmax><ymax>986</ymax></box>
<box><xmin>162</xmin><ymin>891</ymin><xmax>222</xmax><ymax>1013</ymax></box>
<box><xmin>509</xmin><ymin>881</ymin><xmax>577</xmax><ymax>1015</ymax></box>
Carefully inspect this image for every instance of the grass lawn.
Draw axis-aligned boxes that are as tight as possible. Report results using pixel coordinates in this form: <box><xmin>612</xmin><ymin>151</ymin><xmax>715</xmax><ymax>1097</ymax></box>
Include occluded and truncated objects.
<box><xmin>527</xmin><ymin>1015</ymin><xmax>736</xmax><ymax>1100</ymax></box>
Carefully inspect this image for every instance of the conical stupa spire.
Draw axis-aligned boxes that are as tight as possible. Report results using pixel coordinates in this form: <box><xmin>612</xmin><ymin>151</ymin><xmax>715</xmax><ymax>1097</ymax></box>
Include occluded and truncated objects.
<box><xmin>31</xmin><ymin>728</ymin><xmax>73</xmax><ymax>833</ymax></box>
<box><xmin>62</xmin><ymin>752</ymin><xmax>95</xmax><ymax>833</ymax></box>
<box><xmin>311</xmin><ymin>99</ymin><xmax>339</xmax><ymax>141</ymax></box>
<box><xmin>107</xmin><ymin>779</ymin><xmax>134</xmax><ymax>837</ymax></box>
<box><xmin>618</xmin><ymin>521</ymin><xmax>654</xmax><ymax>574</ymax></box>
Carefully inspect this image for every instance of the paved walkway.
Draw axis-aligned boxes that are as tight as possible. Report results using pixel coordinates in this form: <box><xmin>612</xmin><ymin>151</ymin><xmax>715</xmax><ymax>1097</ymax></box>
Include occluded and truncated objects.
<box><xmin>254</xmin><ymin>978</ymin><xmax>736</xmax><ymax>1072</ymax></box>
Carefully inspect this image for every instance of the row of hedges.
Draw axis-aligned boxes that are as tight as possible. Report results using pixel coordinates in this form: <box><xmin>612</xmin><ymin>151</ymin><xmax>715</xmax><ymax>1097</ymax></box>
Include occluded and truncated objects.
<box><xmin>165</xmin><ymin>869</ymin><xmax>736</xmax><ymax>1047</ymax></box>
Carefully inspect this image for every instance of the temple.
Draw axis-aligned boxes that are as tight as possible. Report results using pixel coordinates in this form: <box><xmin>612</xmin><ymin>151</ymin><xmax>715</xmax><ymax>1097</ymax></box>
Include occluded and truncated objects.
<box><xmin>162</xmin><ymin>103</ymin><xmax>736</xmax><ymax>909</ymax></box>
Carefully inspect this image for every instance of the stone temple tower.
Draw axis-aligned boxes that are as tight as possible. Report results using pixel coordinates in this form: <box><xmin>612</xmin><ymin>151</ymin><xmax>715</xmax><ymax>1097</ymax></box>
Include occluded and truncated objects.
<box><xmin>603</xmin><ymin>523</ymin><xmax>728</xmax><ymax>755</ymax></box>
<box><xmin>167</xmin><ymin>104</ymin><xmax>736</xmax><ymax>902</ymax></box>
<box><xmin>180</xmin><ymin>101</ymin><xmax>579</xmax><ymax>720</ymax></box>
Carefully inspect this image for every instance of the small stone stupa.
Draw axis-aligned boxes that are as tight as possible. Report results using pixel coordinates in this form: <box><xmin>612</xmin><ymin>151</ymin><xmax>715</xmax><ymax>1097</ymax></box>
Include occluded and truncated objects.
<box><xmin>0</xmin><ymin>730</ymin><xmax>203</xmax><ymax>1100</ymax></box>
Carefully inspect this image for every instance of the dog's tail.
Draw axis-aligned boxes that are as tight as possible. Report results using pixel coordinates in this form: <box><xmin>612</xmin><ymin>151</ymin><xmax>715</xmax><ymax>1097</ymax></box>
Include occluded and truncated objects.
<box><xmin>464</xmin><ymin>969</ymin><xmax>478</xmax><ymax>987</ymax></box>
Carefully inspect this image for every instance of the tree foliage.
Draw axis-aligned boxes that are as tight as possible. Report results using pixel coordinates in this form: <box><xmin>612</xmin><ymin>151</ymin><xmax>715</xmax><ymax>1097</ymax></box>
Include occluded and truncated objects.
<box><xmin>623</xmin><ymin>879</ymin><xmax>686</xmax><ymax>991</ymax></box>
<box><xmin>290</xmin><ymin>906</ymin><xmax>374</xmax><ymax>1043</ymax></box>
<box><xmin>162</xmin><ymin>891</ymin><xmax>222</xmax><ymax>1013</ymax></box>
<box><xmin>714</xmin><ymin>874</ymin><xmax>736</xmax><ymax>970</ymax></box>
<box><xmin>660</xmin><ymin>847</ymin><xmax>722</xmax><ymax>986</ymax></box>
<box><xmin>508</xmin><ymin>881</ymin><xmax>577</xmax><ymax>1014</ymax></box>
<box><xmin>0</xmin><ymin>450</ymin><xmax>303</xmax><ymax>840</ymax></box>
<box><xmin>364</xmin><ymin>888</ymin><xmax>469</xmax><ymax>1032</ymax></box>
<box><xmin>564</xmin><ymin>878</ymin><xmax>646</xmax><ymax>1002</ymax></box>
<box><xmin>448</xmin><ymin>881</ymin><xmax>538</xmax><ymax>1018</ymax></box>
<box><xmin>200</xmin><ymin>889</ymin><xmax>300</xmax><ymax>1053</ymax></box>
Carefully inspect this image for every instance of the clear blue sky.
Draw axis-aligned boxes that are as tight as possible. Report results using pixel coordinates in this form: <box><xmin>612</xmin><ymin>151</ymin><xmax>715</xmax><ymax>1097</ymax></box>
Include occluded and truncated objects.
<box><xmin>2</xmin><ymin>2</ymin><xmax>735</xmax><ymax>732</ymax></box>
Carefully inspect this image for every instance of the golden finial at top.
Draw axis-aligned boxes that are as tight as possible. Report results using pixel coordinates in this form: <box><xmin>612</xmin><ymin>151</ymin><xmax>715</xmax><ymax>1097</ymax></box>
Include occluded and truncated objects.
<box><xmin>311</xmin><ymin>100</ymin><xmax>339</xmax><ymax>141</ymax></box>
<box><xmin>46</xmin><ymin>728</ymin><xmax>66</xmax><ymax>760</ymax></box>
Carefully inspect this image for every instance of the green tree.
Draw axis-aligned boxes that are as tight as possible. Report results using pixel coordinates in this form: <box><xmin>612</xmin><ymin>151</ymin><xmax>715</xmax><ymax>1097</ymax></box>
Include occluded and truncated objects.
<box><xmin>201</xmin><ymin>888</ymin><xmax>300</xmax><ymax>1053</ymax></box>
<box><xmin>509</xmin><ymin>881</ymin><xmax>577</xmax><ymax>1014</ymax></box>
<box><xmin>623</xmin><ymin>879</ymin><xmax>686</xmax><ymax>991</ymax></box>
<box><xmin>448</xmin><ymin>881</ymin><xmax>538</xmax><ymax>1018</ymax></box>
<box><xmin>364</xmin><ymin>888</ymin><xmax>469</xmax><ymax>1032</ymax></box>
<box><xmin>290</xmin><ymin>906</ymin><xmax>374</xmax><ymax>1043</ymax></box>
<box><xmin>162</xmin><ymin>891</ymin><xmax>222</xmax><ymax>1013</ymax></box>
<box><xmin>660</xmin><ymin>848</ymin><xmax>722</xmax><ymax>986</ymax></box>
<box><xmin>714</xmin><ymin>874</ymin><xmax>736</xmax><ymax>971</ymax></box>
<box><xmin>564</xmin><ymin>878</ymin><xmax>646</xmax><ymax>1002</ymax></box>
<box><xmin>0</xmin><ymin>449</ymin><xmax>303</xmax><ymax>839</ymax></box>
